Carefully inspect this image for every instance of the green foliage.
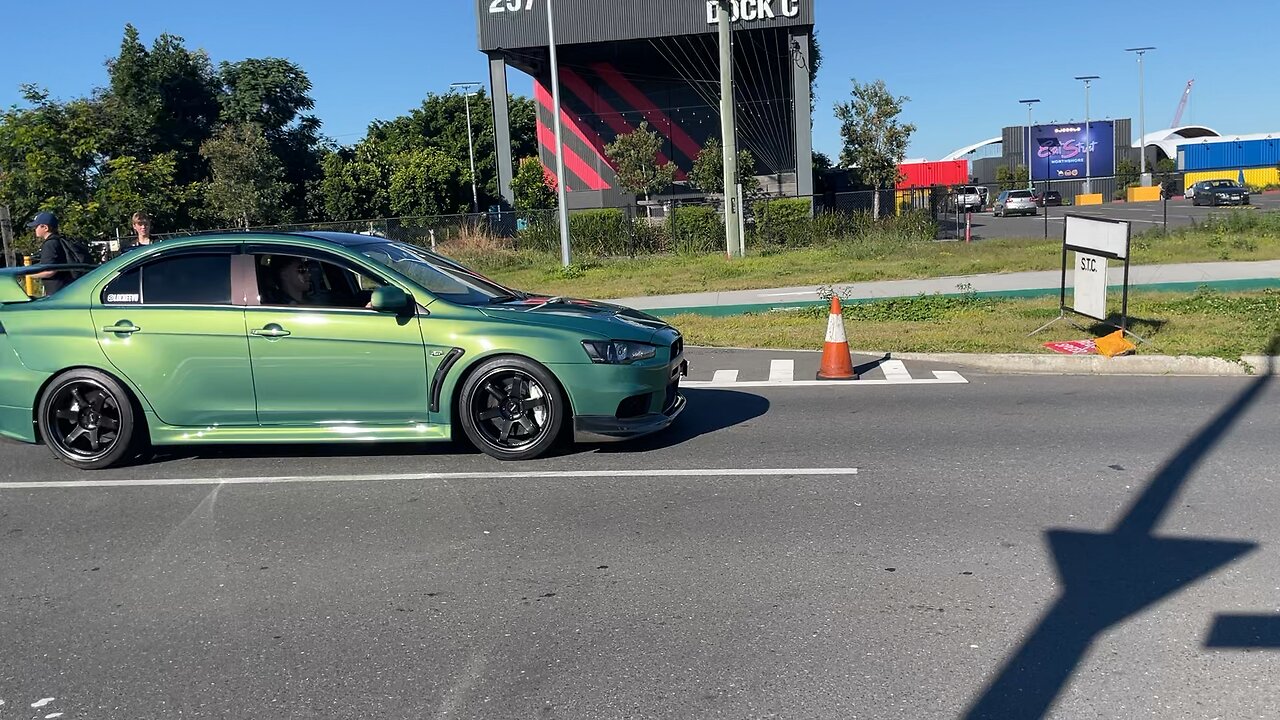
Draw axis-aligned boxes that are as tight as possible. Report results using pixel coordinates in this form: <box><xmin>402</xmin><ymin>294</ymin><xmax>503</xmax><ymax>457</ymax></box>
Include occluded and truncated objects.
<box><xmin>834</xmin><ymin>79</ymin><xmax>916</xmax><ymax>217</ymax></box>
<box><xmin>995</xmin><ymin>165</ymin><xmax>1030</xmax><ymax>191</ymax></box>
<box><xmin>669</xmin><ymin>206</ymin><xmax>723</xmax><ymax>255</ymax></box>
<box><xmin>803</xmin><ymin>290</ymin><xmax>1007</xmax><ymax>322</ymax></box>
<box><xmin>199</xmin><ymin>123</ymin><xmax>289</xmax><ymax>228</ymax></box>
<box><xmin>569</xmin><ymin>208</ymin><xmax>628</xmax><ymax>256</ymax></box>
<box><xmin>387</xmin><ymin>148</ymin><xmax>470</xmax><ymax>217</ymax></box>
<box><xmin>751</xmin><ymin>198</ymin><xmax>812</xmax><ymax>248</ymax></box>
<box><xmin>1155</xmin><ymin>157</ymin><xmax>1177</xmax><ymax>174</ymax></box>
<box><xmin>604</xmin><ymin>121</ymin><xmax>676</xmax><ymax>199</ymax></box>
<box><xmin>511</xmin><ymin>157</ymin><xmax>556</xmax><ymax>211</ymax></box>
<box><xmin>689</xmin><ymin>137</ymin><xmax>758</xmax><ymax>195</ymax></box>
<box><xmin>1116</xmin><ymin>158</ymin><xmax>1139</xmax><ymax>191</ymax></box>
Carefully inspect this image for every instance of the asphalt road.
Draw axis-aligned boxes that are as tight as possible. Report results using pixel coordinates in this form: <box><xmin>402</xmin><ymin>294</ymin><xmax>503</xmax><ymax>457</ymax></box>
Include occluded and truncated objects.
<box><xmin>946</xmin><ymin>192</ymin><xmax>1280</xmax><ymax>240</ymax></box>
<box><xmin>3</xmin><ymin>349</ymin><xmax>1279</xmax><ymax>719</ymax></box>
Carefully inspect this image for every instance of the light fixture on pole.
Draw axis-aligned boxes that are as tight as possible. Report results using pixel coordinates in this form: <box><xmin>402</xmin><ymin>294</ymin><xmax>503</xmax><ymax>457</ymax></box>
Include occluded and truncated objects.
<box><xmin>1019</xmin><ymin>98</ymin><xmax>1040</xmax><ymax>190</ymax></box>
<box><xmin>1074</xmin><ymin>75</ymin><xmax>1100</xmax><ymax>195</ymax></box>
<box><xmin>1124</xmin><ymin>47</ymin><xmax>1156</xmax><ymax>186</ymax></box>
<box><xmin>449</xmin><ymin>81</ymin><xmax>483</xmax><ymax>214</ymax></box>
<box><xmin>546</xmin><ymin>0</ymin><xmax>571</xmax><ymax>267</ymax></box>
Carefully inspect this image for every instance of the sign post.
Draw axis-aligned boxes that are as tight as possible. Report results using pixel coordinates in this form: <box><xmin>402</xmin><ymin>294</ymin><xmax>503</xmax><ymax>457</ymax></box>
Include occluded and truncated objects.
<box><xmin>1030</xmin><ymin>214</ymin><xmax>1141</xmax><ymax>340</ymax></box>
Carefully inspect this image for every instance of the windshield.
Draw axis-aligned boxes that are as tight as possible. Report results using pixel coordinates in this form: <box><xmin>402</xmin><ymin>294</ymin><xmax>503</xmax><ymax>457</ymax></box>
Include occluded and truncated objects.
<box><xmin>1209</xmin><ymin>180</ymin><xmax>1239</xmax><ymax>188</ymax></box>
<box><xmin>1010</xmin><ymin>191</ymin><xmax>1032</xmax><ymax>198</ymax></box>
<box><xmin>359</xmin><ymin>242</ymin><xmax>521</xmax><ymax>306</ymax></box>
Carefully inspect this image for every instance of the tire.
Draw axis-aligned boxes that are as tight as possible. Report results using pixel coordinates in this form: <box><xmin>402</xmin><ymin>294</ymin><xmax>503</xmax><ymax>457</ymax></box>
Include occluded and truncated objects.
<box><xmin>37</xmin><ymin>369</ymin><xmax>143</xmax><ymax>470</ymax></box>
<box><xmin>458</xmin><ymin>356</ymin><xmax>565</xmax><ymax>461</ymax></box>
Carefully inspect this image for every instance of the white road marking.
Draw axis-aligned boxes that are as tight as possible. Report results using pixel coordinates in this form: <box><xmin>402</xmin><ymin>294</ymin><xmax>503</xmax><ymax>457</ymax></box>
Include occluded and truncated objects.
<box><xmin>879</xmin><ymin>359</ymin><xmax>913</xmax><ymax>381</ymax></box>
<box><xmin>685</xmin><ymin>375</ymin><xmax>968</xmax><ymax>388</ymax></box>
<box><xmin>0</xmin><ymin>468</ymin><xmax>859</xmax><ymax>491</ymax></box>
<box><xmin>769</xmin><ymin>359</ymin><xmax>794</xmax><ymax>383</ymax></box>
<box><xmin>932</xmin><ymin>370</ymin><xmax>967</xmax><ymax>382</ymax></box>
<box><xmin>711</xmin><ymin>369</ymin><xmax>739</xmax><ymax>383</ymax></box>
<box><xmin>32</xmin><ymin>699</ymin><xmax>55</xmax><ymax>708</ymax></box>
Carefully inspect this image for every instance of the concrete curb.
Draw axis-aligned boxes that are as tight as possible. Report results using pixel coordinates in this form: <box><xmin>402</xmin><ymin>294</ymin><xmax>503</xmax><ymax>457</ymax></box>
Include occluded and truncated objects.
<box><xmin>876</xmin><ymin>352</ymin><xmax>1279</xmax><ymax>377</ymax></box>
<box><xmin>687</xmin><ymin>345</ymin><xmax>1278</xmax><ymax>377</ymax></box>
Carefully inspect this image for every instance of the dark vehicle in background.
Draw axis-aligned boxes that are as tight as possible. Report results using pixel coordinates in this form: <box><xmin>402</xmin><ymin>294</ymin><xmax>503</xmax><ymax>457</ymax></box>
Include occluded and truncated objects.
<box><xmin>1190</xmin><ymin>179</ymin><xmax>1250</xmax><ymax>206</ymax></box>
<box><xmin>1032</xmin><ymin>189</ymin><xmax>1062</xmax><ymax>207</ymax></box>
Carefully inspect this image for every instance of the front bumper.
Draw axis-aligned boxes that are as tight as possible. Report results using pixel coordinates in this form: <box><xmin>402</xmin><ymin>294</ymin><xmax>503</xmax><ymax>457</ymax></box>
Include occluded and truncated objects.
<box><xmin>572</xmin><ymin>357</ymin><xmax>688</xmax><ymax>442</ymax></box>
<box><xmin>1211</xmin><ymin>195</ymin><xmax>1249</xmax><ymax>205</ymax></box>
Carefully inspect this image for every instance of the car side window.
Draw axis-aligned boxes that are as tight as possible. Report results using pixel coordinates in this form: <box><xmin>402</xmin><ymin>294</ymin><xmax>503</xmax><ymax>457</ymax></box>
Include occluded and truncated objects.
<box><xmin>101</xmin><ymin>254</ymin><xmax>232</xmax><ymax>305</ymax></box>
<box><xmin>254</xmin><ymin>253</ymin><xmax>388</xmax><ymax>310</ymax></box>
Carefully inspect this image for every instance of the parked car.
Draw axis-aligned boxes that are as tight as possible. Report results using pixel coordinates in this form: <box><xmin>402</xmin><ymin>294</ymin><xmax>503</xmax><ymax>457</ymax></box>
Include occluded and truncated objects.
<box><xmin>950</xmin><ymin>185</ymin><xmax>984</xmax><ymax>213</ymax></box>
<box><xmin>994</xmin><ymin>189</ymin><xmax>1038</xmax><ymax>217</ymax></box>
<box><xmin>1032</xmin><ymin>189</ymin><xmax>1062</xmax><ymax>207</ymax></box>
<box><xmin>0</xmin><ymin>231</ymin><xmax>687</xmax><ymax>469</ymax></box>
<box><xmin>1189</xmin><ymin>179</ymin><xmax>1250</xmax><ymax>206</ymax></box>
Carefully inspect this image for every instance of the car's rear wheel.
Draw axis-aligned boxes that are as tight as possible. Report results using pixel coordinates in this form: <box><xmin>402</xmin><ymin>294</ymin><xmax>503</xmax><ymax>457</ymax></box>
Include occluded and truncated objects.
<box><xmin>37</xmin><ymin>369</ymin><xmax>141</xmax><ymax>470</ymax></box>
<box><xmin>459</xmin><ymin>357</ymin><xmax>565</xmax><ymax>461</ymax></box>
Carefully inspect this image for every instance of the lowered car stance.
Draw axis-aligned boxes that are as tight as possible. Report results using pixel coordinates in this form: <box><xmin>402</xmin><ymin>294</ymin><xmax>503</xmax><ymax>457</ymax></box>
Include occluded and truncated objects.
<box><xmin>0</xmin><ymin>232</ymin><xmax>687</xmax><ymax>469</ymax></box>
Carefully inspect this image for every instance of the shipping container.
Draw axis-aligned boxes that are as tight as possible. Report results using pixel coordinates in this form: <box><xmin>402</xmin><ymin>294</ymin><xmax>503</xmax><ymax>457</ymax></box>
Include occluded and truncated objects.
<box><xmin>1183</xmin><ymin>168</ymin><xmax>1280</xmax><ymax>192</ymax></box>
<box><xmin>897</xmin><ymin>160</ymin><xmax>969</xmax><ymax>189</ymax></box>
<box><xmin>1178</xmin><ymin>138</ymin><xmax>1280</xmax><ymax>171</ymax></box>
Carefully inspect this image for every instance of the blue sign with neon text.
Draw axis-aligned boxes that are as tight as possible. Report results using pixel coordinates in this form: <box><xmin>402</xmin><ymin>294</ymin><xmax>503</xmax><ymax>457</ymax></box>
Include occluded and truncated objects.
<box><xmin>1031</xmin><ymin>121</ymin><xmax>1114</xmax><ymax>181</ymax></box>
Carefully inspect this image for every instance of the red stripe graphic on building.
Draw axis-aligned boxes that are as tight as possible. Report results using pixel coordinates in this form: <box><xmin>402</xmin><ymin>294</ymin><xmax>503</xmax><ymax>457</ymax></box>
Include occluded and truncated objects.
<box><xmin>533</xmin><ymin>81</ymin><xmax>610</xmax><ymax>191</ymax></box>
<box><xmin>558</xmin><ymin>67</ymin><xmax>686</xmax><ymax>180</ymax></box>
<box><xmin>590</xmin><ymin>62</ymin><xmax>703</xmax><ymax>163</ymax></box>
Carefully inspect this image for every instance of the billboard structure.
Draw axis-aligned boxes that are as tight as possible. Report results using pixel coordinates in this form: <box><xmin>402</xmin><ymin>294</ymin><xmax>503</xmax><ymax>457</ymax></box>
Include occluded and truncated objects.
<box><xmin>1031</xmin><ymin>121</ymin><xmax>1115</xmax><ymax>182</ymax></box>
<box><xmin>477</xmin><ymin>0</ymin><xmax>816</xmax><ymax>209</ymax></box>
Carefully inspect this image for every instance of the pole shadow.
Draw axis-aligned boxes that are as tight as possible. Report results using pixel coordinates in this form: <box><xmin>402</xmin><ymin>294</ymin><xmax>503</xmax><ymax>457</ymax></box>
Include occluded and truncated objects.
<box><xmin>964</xmin><ymin>336</ymin><xmax>1278</xmax><ymax>720</ymax></box>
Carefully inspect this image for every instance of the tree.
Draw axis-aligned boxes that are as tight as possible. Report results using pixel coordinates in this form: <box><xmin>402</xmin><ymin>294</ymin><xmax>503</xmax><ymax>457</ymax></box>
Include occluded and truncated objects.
<box><xmin>199</xmin><ymin>123</ymin><xmax>289</xmax><ymax>228</ymax></box>
<box><xmin>387</xmin><ymin>148</ymin><xmax>470</xmax><ymax>218</ymax></box>
<box><xmin>604</xmin><ymin>121</ymin><xmax>676</xmax><ymax>201</ymax></box>
<box><xmin>1116</xmin><ymin>158</ymin><xmax>1140</xmax><ymax>191</ymax></box>
<box><xmin>834</xmin><ymin>79</ymin><xmax>916</xmax><ymax>218</ymax></box>
<box><xmin>511</xmin><ymin>157</ymin><xmax>556</xmax><ymax>211</ymax></box>
<box><xmin>689</xmin><ymin>137</ymin><xmax>758</xmax><ymax>196</ymax></box>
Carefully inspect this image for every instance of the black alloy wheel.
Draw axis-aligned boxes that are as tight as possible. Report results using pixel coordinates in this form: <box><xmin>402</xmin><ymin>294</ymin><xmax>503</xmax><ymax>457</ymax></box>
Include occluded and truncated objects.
<box><xmin>38</xmin><ymin>369</ymin><xmax>139</xmax><ymax>469</ymax></box>
<box><xmin>459</xmin><ymin>357</ymin><xmax>564</xmax><ymax>461</ymax></box>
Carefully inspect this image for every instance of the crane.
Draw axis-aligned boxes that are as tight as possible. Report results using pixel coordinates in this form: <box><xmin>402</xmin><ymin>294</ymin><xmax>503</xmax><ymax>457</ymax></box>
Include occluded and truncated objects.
<box><xmin>1171</xmin><ymin>79</ymin><xmax>1194</xmax><ymax>127</ymax></box>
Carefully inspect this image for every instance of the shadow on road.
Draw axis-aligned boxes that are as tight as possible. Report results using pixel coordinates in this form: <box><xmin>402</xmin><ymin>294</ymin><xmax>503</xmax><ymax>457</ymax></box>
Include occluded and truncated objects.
<box><xmin>589</xmin><ymin>388</ymin><xmax>769</xmax><ymax>454</ymax></box>
<box><xmin>964</xmin><ymin>337</ymin><xmax>1278</xmax><ymax>720</ymax></box>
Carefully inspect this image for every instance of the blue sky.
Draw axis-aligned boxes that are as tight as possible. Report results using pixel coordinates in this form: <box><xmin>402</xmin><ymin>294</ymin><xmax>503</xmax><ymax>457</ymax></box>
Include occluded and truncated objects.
<box><xmin>3</xmin><ymin>1</ymin><xmax>1278</xmax><ymax>161</ymax></box>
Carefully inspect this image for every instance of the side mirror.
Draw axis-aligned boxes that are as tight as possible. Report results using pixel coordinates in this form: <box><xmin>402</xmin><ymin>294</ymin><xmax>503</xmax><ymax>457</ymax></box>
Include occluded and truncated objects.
<box><xmin>370</xmin><ymin>285</ymin><xmax>412</xmax><ymax>313</ymax></box>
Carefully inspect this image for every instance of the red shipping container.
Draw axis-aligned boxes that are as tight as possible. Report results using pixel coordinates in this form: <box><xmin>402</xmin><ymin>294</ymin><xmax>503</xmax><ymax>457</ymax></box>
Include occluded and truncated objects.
<box><xmin>896</xmin><ymin>160</ymin><xmax>969</xmax><ymax>189</ymax></box>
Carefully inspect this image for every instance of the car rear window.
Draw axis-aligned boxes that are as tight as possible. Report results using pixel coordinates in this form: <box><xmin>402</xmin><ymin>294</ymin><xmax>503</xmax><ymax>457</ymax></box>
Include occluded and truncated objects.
<box><xmin>1009</xmin><ymin>191</ymin><xmax>1033</xmax><ymax>198</ymax></box>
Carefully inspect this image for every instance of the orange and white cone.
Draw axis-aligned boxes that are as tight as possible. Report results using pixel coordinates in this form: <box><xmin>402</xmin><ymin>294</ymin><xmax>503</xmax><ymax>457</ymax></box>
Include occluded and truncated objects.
<box><xmin>816</xmin><ymin>296</ymin><xmax>857</xmax><ymax>380</ymax></box>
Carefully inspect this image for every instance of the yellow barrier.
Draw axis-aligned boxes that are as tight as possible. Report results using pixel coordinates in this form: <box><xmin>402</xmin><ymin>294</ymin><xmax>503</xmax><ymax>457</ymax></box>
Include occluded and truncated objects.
<box><xmin>1075</xmin><ymin>193</ymin><xmax>1103</xmax><ymax>206</ymax></box>
<box><xmin>1183</xmin><ymin>168</ymin><xmax>1280</xmax><ymax>192</ymax></box>
<box><xmin>1126</xmin><ymin>186</ymin><xmax>1162</xmax><ymax>203</ymax></box>
<box><xmin>22</xmin><ymin>255</ymin><xmax>35</xmax><ymax>297</ymax></box>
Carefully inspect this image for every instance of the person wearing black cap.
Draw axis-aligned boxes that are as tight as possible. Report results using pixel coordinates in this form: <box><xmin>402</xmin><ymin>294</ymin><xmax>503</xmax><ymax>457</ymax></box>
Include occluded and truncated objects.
<box><xmin>27</xmin><ymin>212</ymin><xmax>81</xmax><ymax>295</ymax></box>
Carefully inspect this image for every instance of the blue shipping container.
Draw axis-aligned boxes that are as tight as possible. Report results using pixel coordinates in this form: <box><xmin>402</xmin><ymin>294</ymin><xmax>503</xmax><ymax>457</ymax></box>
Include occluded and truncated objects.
<box><xmin>1179</xmin><ymin>138</ymin><xmax>1280</xmax><ymax>171</ymax></box>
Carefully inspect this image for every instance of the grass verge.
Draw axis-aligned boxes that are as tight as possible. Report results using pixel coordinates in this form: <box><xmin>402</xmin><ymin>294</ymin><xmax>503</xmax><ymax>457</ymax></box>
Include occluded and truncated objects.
<box><xmin>665</xmin><ymin>287</ymin><xmax>1280</xmax><ymax>360</ymax></box>
<box><xmin>461</xmin><ymin>210</ymin><xmax>1280</xmax><ymax>300</ymax></box>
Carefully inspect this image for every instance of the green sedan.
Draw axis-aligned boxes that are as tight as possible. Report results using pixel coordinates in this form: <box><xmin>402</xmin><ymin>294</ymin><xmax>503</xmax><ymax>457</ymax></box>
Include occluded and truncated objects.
<box><xmin>0</xmin><ymin>231</ymin><xmax>686</xmax><ymax>469</ymax></box>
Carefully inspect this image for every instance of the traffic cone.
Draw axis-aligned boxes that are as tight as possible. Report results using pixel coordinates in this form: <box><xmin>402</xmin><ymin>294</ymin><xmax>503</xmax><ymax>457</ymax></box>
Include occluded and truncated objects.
<box><xmin>816</xmin><ymin>296</ymin><xmax>857</xmax><ymax>380</ymax></box>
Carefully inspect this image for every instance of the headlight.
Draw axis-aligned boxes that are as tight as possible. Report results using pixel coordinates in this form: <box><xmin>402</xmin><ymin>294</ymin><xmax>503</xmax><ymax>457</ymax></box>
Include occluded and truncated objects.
<box><xmin>582</xmin><ymin>340</ymin><xmax>658</xmax><ymax>364</ymax></box>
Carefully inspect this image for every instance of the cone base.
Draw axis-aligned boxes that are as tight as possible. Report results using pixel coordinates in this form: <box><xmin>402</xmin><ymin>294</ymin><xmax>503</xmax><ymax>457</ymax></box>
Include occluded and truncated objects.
<box><xmin>816</xmin><ymin>372</ymin><xmax>859</xmax><ymax>381</ymax></box>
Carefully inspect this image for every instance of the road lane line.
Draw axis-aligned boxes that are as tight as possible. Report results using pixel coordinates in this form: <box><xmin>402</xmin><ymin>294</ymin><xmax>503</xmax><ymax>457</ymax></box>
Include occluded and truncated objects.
<box><xmin>879</xmin><ymin>359</ymin><xmax>913</xmax><ymax>381</ymax></box>
<box><xmin>0</xmin><ymin>467</ymin><xmax>860</xmax><ymax>490</ymax></box>
<box><xmin>932</xmin><ymin>370</ymin><xmax>967</xmax><ymax>382</ymax></box>
<box><xmin>684</xmin><ymin>375</ymin><xmax>968</xmax><ymax>388</ymax></box>
<box><xmin>769</xmin><ymin>359</ymin><xmax>794</xmax><ymax>383</ymax></box>
<box><xmin>711</xmin><ymin>369</ymin><xmax>739</xmax><ymax>383</ymax></box>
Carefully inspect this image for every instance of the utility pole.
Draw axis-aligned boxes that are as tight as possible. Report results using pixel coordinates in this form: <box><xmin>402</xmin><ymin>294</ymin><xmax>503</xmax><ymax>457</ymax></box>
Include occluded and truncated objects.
<box><xmin>1074</xmin><ymin>75</ymin><xmax>1100</xmax><ymax>195</ymax></box>
<box><xmin>547</xmin><ymin>0</ymin><xmax>571</xmax><ymax>267</ymax></box>
<box><xmin>449</xmin><ymin>81</ymin><xmax>483</xmax><ymax>214</ymax></box>
<box><xmin>1020</xmin><ymin>98</ymin><xmax>1040</xmax><ymax>190</ymax></box>
<box><xmin>717</xmin><ymin>0</ymin><xmax>742</xmax><ymax>258</ymax></box>
<box><xmin>1125</xmin><ymin>47</ymin><xmax>1156</xmax><ymax>186</ymax></box>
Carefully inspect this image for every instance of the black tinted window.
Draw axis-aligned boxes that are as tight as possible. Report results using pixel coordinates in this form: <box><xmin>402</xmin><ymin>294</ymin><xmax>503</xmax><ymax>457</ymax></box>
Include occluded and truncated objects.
<box><xmin>102</xmin><ymin>268</ymin><xmax>141</xmax><ymax>304</ymax></box>
<box><xmin>141</xmin><ymin>254</ymin><xmax>231</xmax><ymax>305</ymax></box>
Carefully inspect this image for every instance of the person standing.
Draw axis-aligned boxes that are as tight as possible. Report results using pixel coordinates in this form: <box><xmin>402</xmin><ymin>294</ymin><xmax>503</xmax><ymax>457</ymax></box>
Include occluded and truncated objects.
<box><xmin>120</xmin><ymin>211</ymin><xmax>156</xmax><ymax>255</ymax></box>
<box><xmin>27</xmin><ymin>212</ymin><xmax>81</xmax><ymax>295</ymax></box>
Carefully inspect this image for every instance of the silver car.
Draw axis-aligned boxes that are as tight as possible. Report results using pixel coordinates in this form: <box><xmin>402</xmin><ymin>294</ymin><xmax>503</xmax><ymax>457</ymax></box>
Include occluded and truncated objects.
<box><xmin>994</xmin><ymin>189</ymin><xmax>1037</xmax><ymax>217</ymax></box>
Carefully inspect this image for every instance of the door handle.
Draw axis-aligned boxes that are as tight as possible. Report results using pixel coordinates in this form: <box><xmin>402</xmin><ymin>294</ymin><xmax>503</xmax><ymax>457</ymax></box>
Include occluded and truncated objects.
<box><xmin>251</xmin><ymin>324</ymin><xmax>291</xmax><ymax>339</ymax></box>
<box><xmin>103</xmin><ymin>322</ymin><xmax>141</xmax><ymax>335</ymax></box>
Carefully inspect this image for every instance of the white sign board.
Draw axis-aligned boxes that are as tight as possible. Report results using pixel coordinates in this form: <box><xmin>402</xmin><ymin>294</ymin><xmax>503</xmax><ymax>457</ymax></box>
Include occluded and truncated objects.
<box><xmin>1064</xmin><ymin>215</ymin><xmax>1129</xmax><ymax>259</ymax></box>
<box><xmin>1072</xmin><ymin>252</ymin><xmax>1108</xmax><ymax>321</ymax></box>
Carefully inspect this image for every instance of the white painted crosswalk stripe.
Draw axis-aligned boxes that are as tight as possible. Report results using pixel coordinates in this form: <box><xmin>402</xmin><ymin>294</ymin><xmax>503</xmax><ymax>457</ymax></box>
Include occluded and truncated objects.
<box><xmin>768</xmin><ymin>359</ymin><xmax>794</xmax><ymax>383</ymax></box>
<box><xmin>711</xmin><ymin>369</ymin><xmax>739</xmax><ymax>383</ymax></box>
<box><xmin>879</xmin><ymin>359</ymin><xmax>913</xmax><ymax>381</ymax></box>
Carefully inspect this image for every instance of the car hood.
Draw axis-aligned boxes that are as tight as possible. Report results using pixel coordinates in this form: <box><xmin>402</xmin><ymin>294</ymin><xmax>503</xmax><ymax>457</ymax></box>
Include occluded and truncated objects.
<box><xmin>479</xmin><ymin>296</ymin><xmax>675</xmax><ymax>343</ymax></box>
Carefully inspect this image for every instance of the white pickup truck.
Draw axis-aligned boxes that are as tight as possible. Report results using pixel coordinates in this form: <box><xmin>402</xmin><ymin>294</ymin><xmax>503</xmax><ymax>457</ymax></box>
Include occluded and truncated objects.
<box><xmin>950</xmin><ymin>185</ymin><xmax>985</xmax><ymax>213</ymax></box>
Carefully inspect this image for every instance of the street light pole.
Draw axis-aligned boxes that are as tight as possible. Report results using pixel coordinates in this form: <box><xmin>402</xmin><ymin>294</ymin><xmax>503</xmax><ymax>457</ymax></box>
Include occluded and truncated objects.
<box><xmin>1125</xmin><ymin>47</ymin><xmax>1156</xmax><ymax>186</ymax></box>
<box><xmin>546</xmin><ymin>0</ymin><xmax>571</xmax><ymax>267</ymax></box>
<box><xmin>1020</xmin><ymin>98</ymin><xmax>1040</xmax><ymax>190</ymax></box>
<box><xmin>449</xmin><ymin>81</ymin><xmax>483</xmax><ymax>214</ymax></box>
<box><xmin>1074</xmin><ymin>75</ymin><xmax>1100</xmax><ymax>194</ymax></box>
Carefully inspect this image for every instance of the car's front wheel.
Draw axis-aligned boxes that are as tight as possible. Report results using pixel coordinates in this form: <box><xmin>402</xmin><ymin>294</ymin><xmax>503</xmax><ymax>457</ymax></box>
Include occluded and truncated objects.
<box><xmin>37</xmin><ymin>369</ymin><xmax>142</xmax><ymax>470</ymax></box>
<box><xmin>459</xmin><ymin>357</ymin><xmax>565</xmax><ymax>461</ymax></box>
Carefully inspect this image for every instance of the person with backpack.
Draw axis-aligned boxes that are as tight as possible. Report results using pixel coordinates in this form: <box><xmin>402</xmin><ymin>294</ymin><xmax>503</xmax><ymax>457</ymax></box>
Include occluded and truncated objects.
<box><xmin>27</xmin><ymin>212</ymin><xmax>92</xmax><ymax>295</ymax></box>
